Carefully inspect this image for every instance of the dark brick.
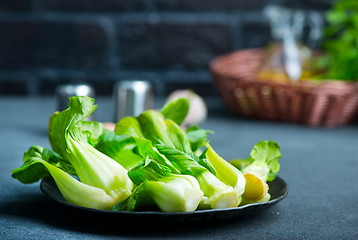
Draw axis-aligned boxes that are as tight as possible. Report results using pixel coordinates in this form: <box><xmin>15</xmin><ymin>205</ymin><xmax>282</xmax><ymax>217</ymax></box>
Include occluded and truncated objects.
<box><xmin>0</xmin><ymin>0</ymin><xmax>32</xmax><ymax>11</ymax></box>
<box><xmin>164</xmin><ymin>81</ymin><xmax>216</xmax><ymax>97</ymax></box>
<box><xmin>38</xmin><ymin>76</ymin><xmax>83</xmax><ymax>96</ymax></box>
<box><xmin>0</xmin><ymin>20</ymin><xmax>111</xmax><ymax>70</ymax></box>
<box><xmin>118</xmin><ymin>21</ymin><xmax>233</xmax><ymax>70</ymax></box>
<box><xmin>42</xmin><ymin>0</ymin><xmax>147</xmax><ymax>11</ymax></box>
<box><xmin>280</xmin><ymin>0</ymin><xmax>335</xmax><ymax>10</ymax></box>
<box><xmin>241</xmin><ymin>16</ymin><xmax>271</xmax><ymax>48</ymax></box>
<box><xmin>158</xmin><ymin>0</ymin><xmax>270</xmax><ymax>10</ymax></box>
<box><xmin>163</xmin><ymin>71</ymin><xmax>218</xmax><ymax>97</ymax></box>
<box><xmin>0</xmin><ymin>76</ymin><xmax>33</xmax><ymax>95</ymax></box>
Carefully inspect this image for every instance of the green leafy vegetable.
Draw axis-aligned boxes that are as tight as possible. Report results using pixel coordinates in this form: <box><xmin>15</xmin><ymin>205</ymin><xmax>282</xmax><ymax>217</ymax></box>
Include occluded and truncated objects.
<box><xmin>77</xmin><ymin>121</ymin><xmax>104</xmax><ymax>146</ymax></box>
<box><xmin>12</xmin><ymin>146</ymin><xmax>116</xmax><ymax>210</ymax></box>
<box><xmin>12</xmin><ymin>96</ymin><xmax>283</xmax><ymax>212</ymax></box>
<box><xmin>114</xmin><ymin>116</ymin><xmax>145</xmax><ymax>139</ymax></box>
<box><xmin>317</xmin><ymin>0</ymin><xmax>358</xmax><ymax>80</ymax></box>
<box><xmin>114</xmin><ymin>117</ymin><xmax>180</xmax><ymax>174</ymax></box>
<box><xmin>96</xmin><ymin>130</ymin><xmax>144</xmax><ymax>171</ymax></box>
<box><xmin>12</xmin><ymin>146</ymin><xmax>61</xmax><ymax>184</ymax></box>
<box><xmin>205</xmin><ymin>143</ymin><xmax>246</xmax><ymax>199</ymax></box>
<box><xmin>12</xmin><ymin>146</ymin><xmax>77</xmax><ymax>183</ymax></box>
<box><xmin>246</xmin><ymin>140</ymin><xmax>281</xmax><ymax>182</ymax></box>
<box><xmin>156</xmin><ymin>144</ymin><xmax>239</xmax><ymax>209</ymax></box>
<box><xmin>161</xmin><ymin>98</ymin><xmax>211</xmax><ymax>153</ymax></box>
<box><xmin>48</xmin><ymin>96</ymin><xmax>133</xmax><ymax>206</ymax></box>
<box><xmin>155</xmin><ymin>144</ymin><xmax>208</xmax><ymax>176</ymax></box>
<box><xmin>160</xmin><ymin>98</ymin><xmax>190</xmax><ymax>125</ymax></box>
<box><xmin>228</xmin><ymin>158</ymin><xmax>254</xmax><ymax>172</ymax></box>
<box><xmin>113</xmin><ymin>159</ymin><xmax>203</xmax><ymax>212</ymax></box>
<box><xmin>114</xmin><ymin>101</ymin><xmax>239</xmax><ymax>209</ymax></box>
<box><xmin>141</xmin><ymin>174</ymin><xmax>203</xmax><ymax>212</ymax></box>
<box><xmin>128</xmin><ymin>158</ymin><xmax>172</xmax><ymax>185</ymax></box>
<box><xmin>165</xmin><ymin>119</ymin><xmax>192</xmax><ymax>154</ymax></box>
<box><xmin>137</xmin><ymin>110</ymin><xmax>174</xmax><ymax>147</ymax></box>
<box><xmin>186</xmin><ymin>125</ymin><xmax>212</xmax><ymax>153</ymax></box>
<box><xmin>230</xmin><ymin>140</ymin><xmax>281</xmax><ymax>202</ymax></box>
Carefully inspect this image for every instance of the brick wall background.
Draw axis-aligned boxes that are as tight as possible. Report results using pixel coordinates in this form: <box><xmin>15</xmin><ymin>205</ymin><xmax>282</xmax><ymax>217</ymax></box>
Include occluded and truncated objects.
<box><xmin>0</xmin><ymin>0</ymin><xmax>335</xmax><ymax>97</ymax></box>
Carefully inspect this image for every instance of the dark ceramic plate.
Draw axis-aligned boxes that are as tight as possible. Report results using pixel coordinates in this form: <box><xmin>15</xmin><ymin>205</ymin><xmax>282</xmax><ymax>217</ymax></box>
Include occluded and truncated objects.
<box><xmin>40</xmin><ymin>176</ymin><xmax>288</xmax><ymax>224</ymax></box>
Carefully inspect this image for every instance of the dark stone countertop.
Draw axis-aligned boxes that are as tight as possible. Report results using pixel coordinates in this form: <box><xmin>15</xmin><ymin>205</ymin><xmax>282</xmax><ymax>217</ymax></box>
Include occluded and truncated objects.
<box><xmin>0</xmin><ymin>96</ymin><xmax>357</xmax><ymax>239</ymax></box>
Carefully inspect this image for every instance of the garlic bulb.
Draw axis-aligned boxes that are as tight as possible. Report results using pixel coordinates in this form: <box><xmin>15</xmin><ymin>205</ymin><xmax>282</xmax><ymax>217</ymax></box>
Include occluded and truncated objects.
<box><xmin>103</xmin><ymin>122</ymin><xmax>116</xmax><ymax>131</ymax></box>
<box><xmin>166</xmin><ymin>90</ymin><xmax>207</xmax><ymax>127</ymax></box>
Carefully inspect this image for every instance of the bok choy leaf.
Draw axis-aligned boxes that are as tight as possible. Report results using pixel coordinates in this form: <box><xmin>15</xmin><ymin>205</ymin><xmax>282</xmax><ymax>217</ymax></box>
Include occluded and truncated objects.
<box><xmin>230</xmin><ymin>141</ymin><xmax>282</xmax><ymax>202</ymax></box>
<box><xmin>113</xmin><ymin>159</ymin><xmax>203</xmax><ymax>212</ymax></box>
<box><xmin>156</xmin><ymin>144</ymin><xmax>239</xmax><ymax>209</ymax></box>
<box><xmin>160</xmin><ymin>97</ymin><xmax>190</xmax><ymax>125</ymax></box>
<box><xmin>48</xmin><ymin>96</ymin><xmax>133</xmax><ymax>206</ymax></box>
<box><xmin>12</xmin><ymin>146</ymin><xmax>116</xmax><ymax>210</ymax></box>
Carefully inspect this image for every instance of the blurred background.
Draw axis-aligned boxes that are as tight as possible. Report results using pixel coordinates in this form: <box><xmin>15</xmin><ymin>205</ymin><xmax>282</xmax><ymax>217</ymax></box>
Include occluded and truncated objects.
<box><xmin>0</xmin><ymin>0</ymin><xmax>336</xmax><ymax>97</ymax></box>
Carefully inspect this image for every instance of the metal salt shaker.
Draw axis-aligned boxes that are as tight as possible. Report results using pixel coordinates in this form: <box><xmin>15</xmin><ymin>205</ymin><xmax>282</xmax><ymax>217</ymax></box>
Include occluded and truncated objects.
<box><xmin>113</xmin><ymin>80</ymin><xmax>153</xmax><ymax>122</ymax></box>
<box><xmin>55</xmin><ymin>84</ymin><xmax>95</xmax><ymax>120</ymax></box>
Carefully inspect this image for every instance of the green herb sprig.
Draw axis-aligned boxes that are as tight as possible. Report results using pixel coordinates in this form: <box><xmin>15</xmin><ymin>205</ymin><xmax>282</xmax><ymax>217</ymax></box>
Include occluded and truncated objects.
<box><xmin>318</xmin><ymin>0</ymin><xmax>358</xmax><ymax>81</ymax></box>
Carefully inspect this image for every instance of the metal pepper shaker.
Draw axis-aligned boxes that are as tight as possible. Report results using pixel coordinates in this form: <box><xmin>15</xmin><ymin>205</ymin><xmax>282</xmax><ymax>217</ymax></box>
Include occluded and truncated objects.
<box><xmin>55</xmin><ymin>84</ymin><xmax>95</xmax><ymax>120</ymax></box>
<box><xmin>113</xmin><ymin>80</ymin><xmax>153</xmax><ymax>122</ymax></box>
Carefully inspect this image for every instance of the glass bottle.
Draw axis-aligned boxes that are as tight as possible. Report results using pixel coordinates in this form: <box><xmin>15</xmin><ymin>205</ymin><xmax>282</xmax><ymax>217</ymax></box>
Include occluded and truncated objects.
<box><xmin>257</xmin><ymin>4</ymin><xmax>322</xmax><ymax>83</ymax></box>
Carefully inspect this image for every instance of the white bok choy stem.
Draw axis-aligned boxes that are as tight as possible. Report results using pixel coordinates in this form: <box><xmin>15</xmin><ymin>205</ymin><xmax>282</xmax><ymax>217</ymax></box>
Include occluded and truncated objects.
<box><xmin>205</xmin><ymin>143</ymin><xmax>246</xmax><ymax>205</ymax></box>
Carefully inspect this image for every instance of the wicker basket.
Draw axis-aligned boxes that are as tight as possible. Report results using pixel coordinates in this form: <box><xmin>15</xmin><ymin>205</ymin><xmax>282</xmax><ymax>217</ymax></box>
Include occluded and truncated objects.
<box><xmin>210</xmin><ymin>49</ymin><xmax>358</xmax><ymax>127</ymax></box>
